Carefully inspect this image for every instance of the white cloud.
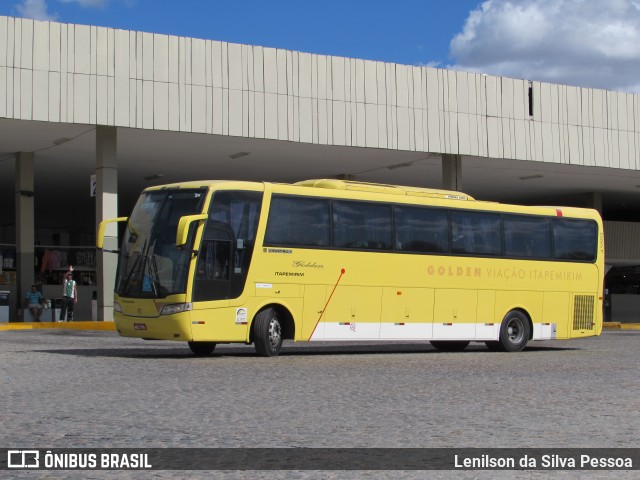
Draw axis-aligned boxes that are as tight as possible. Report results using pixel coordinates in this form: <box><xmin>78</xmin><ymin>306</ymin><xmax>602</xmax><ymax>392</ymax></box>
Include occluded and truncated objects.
<box><xmin>15</xmin><ymin>0</ymin><xmax>58</xmax><ymax>20</ymax></box>
<box><xmin>59</xmin><ymin>0</ymin><xmax>109</xmax><ymax>7</ymax></box>
<box><xmin>449</xmin><ymin>0</ymin><xmax>640</xmax><ymax>93</ymax></box>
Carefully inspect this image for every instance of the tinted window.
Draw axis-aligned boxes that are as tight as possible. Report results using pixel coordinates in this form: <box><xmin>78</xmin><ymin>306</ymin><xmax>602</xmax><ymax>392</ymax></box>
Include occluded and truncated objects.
<box><xmin>451</xmin><ymin>211</ymin><xmax>502</xmax><ymax>255</ymax></box>
<box><xmin>504</xmin><ymin>215</ymin><xmax>551</xmax><ymax>258</ymax></box>
<box><xmin>395</xmin><ymin>206</ymin><xmax>449</xmax><ymax>253</ymax></box>
<box><xmin>553</xmin><ymin>219</ymin><xmax>597</xmax><ymax>261</ymax></box>
<box><xmin>333</xmin><ymin>201</ymin><xmax>392</xmax><ymax>250</ymax></box>
<box><xmin>116</xmin><ymin>189</ymin><xmax>206</xmax><ymax>297</ymax></box>
<box><xmin>264</xmin><ymin>196</ymin><xmax>331</xmax><ymax>247</ymax></box>
<box><xmin>194</xmin><ymin>191</ymin><xmax>263</xmax><ymax>302</ymax></box>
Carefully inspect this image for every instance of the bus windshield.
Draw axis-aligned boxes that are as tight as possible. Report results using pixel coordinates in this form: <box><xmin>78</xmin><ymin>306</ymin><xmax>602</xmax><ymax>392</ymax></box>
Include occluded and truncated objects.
<box><xmin>115</xmin><ymin>188</ymin><xmax>206</xmax><ymax>298</ymax></box>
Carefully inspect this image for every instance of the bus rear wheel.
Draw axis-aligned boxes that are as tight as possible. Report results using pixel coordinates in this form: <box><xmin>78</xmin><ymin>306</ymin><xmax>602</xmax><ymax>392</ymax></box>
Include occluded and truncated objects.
<box><xmin>430</xmin><ymin>341</ymin><xmax>470</xmax><ymax>351</ymax></box>
<box><xmin>253</xmin><ymin>308</ymin><xmax>283</xmax><ymax>357</ymax></box>
<box><xmin>188</xmin><ymin>341</ymin><xmax>216</xmax><ymax>356</ymax></box>
<box><xmin>495</xmin><ymin>310</ymin><xmax>530</xmax><ymax>352</ymax></box>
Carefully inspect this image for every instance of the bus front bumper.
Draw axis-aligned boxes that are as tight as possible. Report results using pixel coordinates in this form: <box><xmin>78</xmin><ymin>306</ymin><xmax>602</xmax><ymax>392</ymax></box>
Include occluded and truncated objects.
<box><xmin>114</xmin><ymin>311</ymin><xmax>193</xmax><ymax>341</ymax></box>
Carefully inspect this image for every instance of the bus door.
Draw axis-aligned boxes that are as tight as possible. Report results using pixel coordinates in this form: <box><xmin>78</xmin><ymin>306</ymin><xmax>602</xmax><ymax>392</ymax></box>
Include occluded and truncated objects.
<box><xmin>193</xmin><ymin>221</ymin><xmax>234</xmax><ymax>302</ymax></box>
<box><xmin>192</xmin><ymin>190</ymin><xmax>263</xmax><ymax>304</ymax></box>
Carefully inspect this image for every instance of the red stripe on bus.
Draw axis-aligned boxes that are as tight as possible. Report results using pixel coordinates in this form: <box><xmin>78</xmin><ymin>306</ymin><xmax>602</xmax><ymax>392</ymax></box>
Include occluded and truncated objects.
<box><xmin>309</xmin><ymin>268</ymin><xmax>346</xmax><ymax>340</ymax></box>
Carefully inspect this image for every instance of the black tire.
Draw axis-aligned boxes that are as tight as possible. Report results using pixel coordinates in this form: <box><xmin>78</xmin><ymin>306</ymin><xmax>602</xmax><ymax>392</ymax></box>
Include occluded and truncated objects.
<box><xmin>430</xmin><ymin>340</ymin><xmax>470</xmax><ymax>351</ymax></box>
<box><xmin>253</xmin><ymin>308</ymin><xmax>283</xmax><ymax>357</ymax></box>
<box><xmin>188</xmin><ymin>341</ymin><xmax>216</xmax><ymax>356</ymax></box>
<box><xmin>496</xmin><ymin>310</ymin><xmax>531</xmax><ymax>352</ymax></box>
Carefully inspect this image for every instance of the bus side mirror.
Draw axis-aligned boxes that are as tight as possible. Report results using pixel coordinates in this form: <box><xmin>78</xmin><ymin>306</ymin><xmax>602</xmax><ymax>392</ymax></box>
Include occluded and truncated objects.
<box><xmin>97</xmin><ymin>217</ymin><xmax>128</xmax><ymax>250</ymax></box>
<box><xmin>176</xmin><ymin>214</ymin><xmax>208</xmax><ymax>248</ymax></box>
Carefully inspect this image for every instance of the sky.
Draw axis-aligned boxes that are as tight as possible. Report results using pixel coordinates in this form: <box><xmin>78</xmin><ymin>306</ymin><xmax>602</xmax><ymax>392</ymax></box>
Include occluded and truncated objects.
<box><xmin>2</xmin><ymin>0</ymin><xmax>640</xmax><ymax>93</ymax></box>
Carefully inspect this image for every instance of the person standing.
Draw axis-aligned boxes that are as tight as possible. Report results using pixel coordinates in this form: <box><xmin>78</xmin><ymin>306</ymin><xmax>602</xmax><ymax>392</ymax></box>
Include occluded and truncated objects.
<box><xmin>60</xmin><ymin>268</ymin><xmax>78</xmax><ymax>321</ymax></box>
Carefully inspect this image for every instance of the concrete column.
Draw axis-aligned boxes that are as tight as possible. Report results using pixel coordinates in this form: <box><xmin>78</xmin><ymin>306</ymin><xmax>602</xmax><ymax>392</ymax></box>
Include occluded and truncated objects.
<box><xmin>587</xmin><ymin>192</ymin><xmax>603</xmax><ymax>215</ymax></box>
<box><xmin>96</xmin><ymin>126</ymin><xmax>118</xmax><ymax>321</ymax></box>
<box><xmin>442</xmin><ymin>154</ymin><xmax>462</xmax><ymax>191</ymax></box>
<box><xmin>15</xmin><ymin>152</ymin><xmax>35</xmax><ymax>321</ymax></box>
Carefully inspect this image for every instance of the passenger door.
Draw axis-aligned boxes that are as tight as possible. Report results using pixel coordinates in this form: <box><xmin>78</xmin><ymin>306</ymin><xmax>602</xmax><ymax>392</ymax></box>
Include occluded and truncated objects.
<box><xmin>192</xmin><ymin>221</ymin><xmax>234</xmax><ymax>302</ymax></box>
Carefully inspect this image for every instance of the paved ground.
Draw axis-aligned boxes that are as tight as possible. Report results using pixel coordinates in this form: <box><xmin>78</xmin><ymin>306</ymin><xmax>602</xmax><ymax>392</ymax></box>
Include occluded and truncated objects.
<box><xmin>1</xmin><ymin>330</ymin><xmax>639</xmax><ymax>479</ymax></box>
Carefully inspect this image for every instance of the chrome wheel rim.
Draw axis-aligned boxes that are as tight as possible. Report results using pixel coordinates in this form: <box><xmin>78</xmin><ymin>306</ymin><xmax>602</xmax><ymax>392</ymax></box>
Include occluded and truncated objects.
<box><xmin>268</xmin><ymin>318</ymin><xmax>281</xmax><ymax>347</ymax></box>
<box><xmin>507</xmin><ymin>317</ymin><xmax>524</xmax><ymax>344</ymax></box>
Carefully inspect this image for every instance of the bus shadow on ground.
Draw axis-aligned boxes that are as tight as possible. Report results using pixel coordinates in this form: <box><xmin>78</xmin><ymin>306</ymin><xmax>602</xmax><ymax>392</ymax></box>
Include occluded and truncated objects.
<box><xmin>35</xmin><ymin>342</ymin><xmax>577</xmax><ymax>359</ymax></box>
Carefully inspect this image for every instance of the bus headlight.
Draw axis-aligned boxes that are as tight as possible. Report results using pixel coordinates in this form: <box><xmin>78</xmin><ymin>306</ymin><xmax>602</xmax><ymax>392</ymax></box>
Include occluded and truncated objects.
<box><xmin>160</xmin><ymin>303</ymin><xmax>193</xmax><ymax>316</ymax></box>
<box><xmin>114</xmin><ymin>302</ymin><xmax>122</xmax><ymax>313</ymax></box>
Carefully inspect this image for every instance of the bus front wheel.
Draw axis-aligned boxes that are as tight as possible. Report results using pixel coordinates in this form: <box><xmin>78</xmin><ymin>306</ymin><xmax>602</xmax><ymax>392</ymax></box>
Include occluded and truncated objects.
<box><xmin>430</xmin><ymin>341</ymin><xmax>470</xmax><ymax>351</ymax></box>
<box><xmin>188</xmin><ymin>341</ymin><xmax>216</xmax><ymax>356</ymax></box>
<box><xmin>495</xmin><ymin>310</ymin><xmax>530</xmax><ymax>352</ymax></box>
<box><xmin>253</xmin><ymin>308</ymin><xmax>283</xmax><ymax>357</ymax></box>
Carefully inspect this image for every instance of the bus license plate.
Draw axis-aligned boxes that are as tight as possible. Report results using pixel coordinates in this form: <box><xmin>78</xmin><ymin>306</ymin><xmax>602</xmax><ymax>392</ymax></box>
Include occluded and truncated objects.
<box><xmin>134</xmin><ymin>323</ymin><xmax>147</xmax><ymax>330</ymax></box>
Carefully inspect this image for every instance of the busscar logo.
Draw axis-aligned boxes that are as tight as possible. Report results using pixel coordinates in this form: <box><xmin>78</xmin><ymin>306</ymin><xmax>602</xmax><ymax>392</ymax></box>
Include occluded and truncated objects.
<box><xmin>263</xmin><ymin>248</ymin><xmax>293</xmax><ymax>254</ymax></box>
<box><xmin>8</xmin><ymin>450</ymin><xmax>40</xmax><ymax>469</ymax></box>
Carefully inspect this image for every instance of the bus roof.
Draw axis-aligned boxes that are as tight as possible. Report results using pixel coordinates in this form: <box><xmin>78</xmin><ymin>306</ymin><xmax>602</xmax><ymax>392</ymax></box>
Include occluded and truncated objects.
<box><xmin>143</xmin><ymin>180</ymin><xmax>260</xmax><ymax>191</ymax></box>
<box><xmin>293</xmin><ymin>180</ymin><xmax>600</xmax><ymax>220</ymax></box>
<box><xmin>295</xmin><ymin>179</ymin><xmax>474</xmax><ymax>201</ymax></box>
<box><xmin>140</xmin><ymin>178</ymin><xmax>601</xmax><ymax>221</ymax></box>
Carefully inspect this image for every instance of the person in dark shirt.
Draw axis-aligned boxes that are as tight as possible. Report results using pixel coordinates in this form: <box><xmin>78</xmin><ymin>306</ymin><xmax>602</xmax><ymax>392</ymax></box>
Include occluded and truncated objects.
<box><xmin>24</xmin><ymin>285</ymin><xmax>44</xmax><ymax>321</ymax></box>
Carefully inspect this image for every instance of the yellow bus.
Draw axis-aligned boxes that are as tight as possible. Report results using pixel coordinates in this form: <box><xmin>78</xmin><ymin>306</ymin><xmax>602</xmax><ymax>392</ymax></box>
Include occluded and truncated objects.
<box><xmin>97</xmin><ymin>179</ymin><xmax>604</xmax><ymax>356</ymax></box>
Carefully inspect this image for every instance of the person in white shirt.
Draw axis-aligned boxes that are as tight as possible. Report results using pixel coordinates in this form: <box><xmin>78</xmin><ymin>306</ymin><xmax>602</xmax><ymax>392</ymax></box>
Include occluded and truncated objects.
<box><xmin>59</xmin><ymin>269</ymin><xmax>78</xmax><ymax>321</ymax></box>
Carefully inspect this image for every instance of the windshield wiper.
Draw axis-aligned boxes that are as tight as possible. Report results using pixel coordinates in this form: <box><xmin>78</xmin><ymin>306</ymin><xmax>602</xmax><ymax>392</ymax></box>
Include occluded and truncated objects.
<box><xmin>149</xmin><ymin>253</ymin><xmax>160</xmax><ymax>297</ymax></box>
<box><xmin>147</xmin><ymin>239</ymin><xmax>172</xmax><ymax>298</ymax></box>
<box><xmin>120</xmin><ymin>238</ymin><xmax>147</xmax><ymax>295</ymax></box>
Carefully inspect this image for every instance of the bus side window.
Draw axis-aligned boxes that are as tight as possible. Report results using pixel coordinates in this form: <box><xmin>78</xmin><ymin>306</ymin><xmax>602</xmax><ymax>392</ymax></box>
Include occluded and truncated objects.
<box><xmin>333</xmin><ymin>200</ymin><xmax>392</xmax><ymax>251</ymax></box>
<box><xmin>451</xmin><ymin>211</ymin><xmax>501</xmax><ymax>255</ymax></box>
<box><xmin>504</xmin><ymin>215</ymin><xmax>551</xmax><ymax>259</ymax></box>
<box><xmin>394</xmin><ymin>206</ymin><xmax>449</xmax><ymax>253</ymax></box>
<box><xmin>553</xmin><ymin>219</ymin><xmax>597</xmax><ymax>261</ymax></box>
<box><xmin>265</xmin><ymin>196</ymin><xmax>331</xmax><ymax>247</ymax></box>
